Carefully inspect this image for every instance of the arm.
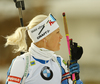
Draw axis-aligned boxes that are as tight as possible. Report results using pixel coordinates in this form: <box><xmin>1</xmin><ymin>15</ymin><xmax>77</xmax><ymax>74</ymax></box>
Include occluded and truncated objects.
<box><xmin>68</xmin><ymin>41</ymin><xmax>83</xmax><ymax>84</ymax></box>
<box><xmin>6</xmin><ymin>56</ymin><xmax>25</xmax><ymax>84</ymax></box>
<box><xmin>56</xmin><ymin>56</ymin><xmax>73</xmax><ymax>84</ymax></box>
<box><xmin>69</xmin><ymin>61</ymin><xmax>83</xmax><ymax>84</ymax></box>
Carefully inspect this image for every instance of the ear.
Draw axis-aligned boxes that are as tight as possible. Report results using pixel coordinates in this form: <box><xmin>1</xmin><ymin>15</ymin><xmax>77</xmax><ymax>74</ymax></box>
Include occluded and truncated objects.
<box><xmin>43</xmin><ymin>38</ymin><xmax>47</xmax><ymax>42</ymax></box>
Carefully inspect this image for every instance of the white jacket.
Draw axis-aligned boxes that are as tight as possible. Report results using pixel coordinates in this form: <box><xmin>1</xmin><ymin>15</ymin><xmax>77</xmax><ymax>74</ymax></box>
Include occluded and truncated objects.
<box><xmin>6</xmin><ymin>43</ymin><xmax>72</xmax><ymax>84</ymax></box>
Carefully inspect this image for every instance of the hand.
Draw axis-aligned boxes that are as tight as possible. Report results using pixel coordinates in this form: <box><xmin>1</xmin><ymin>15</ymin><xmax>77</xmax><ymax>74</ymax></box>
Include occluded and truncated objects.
<box><xmin>69</xmin><ymin>61</ymin><xmax>80</xmax><ymax>74</ymax></box>
<box><xmin>68</xmin><ymin>60</ymin><xmax>80</xmax><ymax>80</ymax></box>
<box><xmin>70</xmin><ymin>39</ymin><xmax>83</xmax><ymax>60</ymax></box>
<box><xmin>76</xmin><ymin>79</ymin><xmax>83</xmax><ymax>84</ymax></box>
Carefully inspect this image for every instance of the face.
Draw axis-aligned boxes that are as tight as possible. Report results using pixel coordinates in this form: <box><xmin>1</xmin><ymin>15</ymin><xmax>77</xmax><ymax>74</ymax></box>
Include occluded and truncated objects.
<box><xmin>45</xmin><ymin>28</ymin><xmax>63</xmax><ymax>51</ymax></box>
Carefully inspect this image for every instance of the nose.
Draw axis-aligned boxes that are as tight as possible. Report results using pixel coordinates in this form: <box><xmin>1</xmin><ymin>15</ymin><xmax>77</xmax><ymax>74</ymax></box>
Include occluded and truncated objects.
<box><xmin>60</xmin><ymin>33</ymin><xmax>63</xmax><ymax>39</ymax></box>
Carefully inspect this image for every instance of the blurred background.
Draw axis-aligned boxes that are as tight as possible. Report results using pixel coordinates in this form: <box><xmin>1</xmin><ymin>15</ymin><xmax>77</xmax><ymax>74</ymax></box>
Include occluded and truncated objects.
<box><xmin>0</xmin><ymin>0</ymin><xmax>100</xmax><ymax>84</ymax></box>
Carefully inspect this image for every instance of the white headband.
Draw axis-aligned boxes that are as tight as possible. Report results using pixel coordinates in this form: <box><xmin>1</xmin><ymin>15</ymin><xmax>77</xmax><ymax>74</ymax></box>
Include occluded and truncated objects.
<box><xmin>28</xmin><ymin>14</ymin><xmax>59</xmax><ymax>43</ymax></box>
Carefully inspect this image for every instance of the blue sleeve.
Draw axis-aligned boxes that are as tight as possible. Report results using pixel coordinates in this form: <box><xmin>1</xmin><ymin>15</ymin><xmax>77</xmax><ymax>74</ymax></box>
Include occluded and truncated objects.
<box><xmin>57</xmin><ymin>57</ymin><xmax>70</xmax><ymax>84</ymax></box>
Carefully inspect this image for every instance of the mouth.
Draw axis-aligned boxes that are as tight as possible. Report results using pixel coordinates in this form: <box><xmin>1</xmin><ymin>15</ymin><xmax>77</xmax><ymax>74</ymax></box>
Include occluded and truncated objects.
<box><xmin>59</xmin><ymin>42</ymin><xmax>61</xmax><ymax>45</ymax></box>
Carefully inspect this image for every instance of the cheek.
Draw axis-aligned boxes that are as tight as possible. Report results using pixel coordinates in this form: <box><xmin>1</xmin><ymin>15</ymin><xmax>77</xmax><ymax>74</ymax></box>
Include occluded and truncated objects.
<box><xmin>49</xmin><ymin>36</ymin><xmax>59</xmax><ymax>47</ymax></box>
<box><xmin>50</xmin><ymin>36</ymin><xmax>58</xmax><ymax>44</ymax></box>
<box><xmin>46</xmin><ymin>37</ymin><xmax>57</xmax><ymax>49</ymax></box>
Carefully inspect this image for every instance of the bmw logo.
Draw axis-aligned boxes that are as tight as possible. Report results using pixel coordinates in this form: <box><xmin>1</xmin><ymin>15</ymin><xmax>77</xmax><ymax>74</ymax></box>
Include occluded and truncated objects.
<box><xmin>40</xmin><ymin>66</ymin><xmax>53</xmax><ymax>80</ymax></box>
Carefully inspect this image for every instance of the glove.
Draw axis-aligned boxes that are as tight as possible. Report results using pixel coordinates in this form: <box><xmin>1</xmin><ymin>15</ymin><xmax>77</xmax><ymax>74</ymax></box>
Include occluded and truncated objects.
<box><xmin>70</xmin><ymin>39</ymin><xmax>83</xmax><ymax>60</ymax></box>
<box><xmin>69</xmin><ymin>60</ymin><xmax>80</xmax><ymax>80</ymax></box>
<box><xmin>76</xmin><ymin>79</ymin><xmax>83</xmax><ymax>84</ymax></box>
<box><xmin>69</xmin><ymin>60</ymin><xmax>80</xmax><ymax>74</ymax></box>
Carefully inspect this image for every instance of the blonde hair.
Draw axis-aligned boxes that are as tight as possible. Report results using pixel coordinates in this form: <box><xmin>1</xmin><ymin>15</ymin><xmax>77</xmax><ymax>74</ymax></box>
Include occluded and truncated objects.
<box><xmin>5</xmin><ymin>14</ymin><xmax>47</xmax><ymax>53</ymax></box>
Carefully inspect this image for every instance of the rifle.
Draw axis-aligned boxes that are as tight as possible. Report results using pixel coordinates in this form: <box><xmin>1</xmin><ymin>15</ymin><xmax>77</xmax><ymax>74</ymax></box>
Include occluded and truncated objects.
<box><xmin>13</xmin><ymin>0</ymin><xmax>25</xmax><ymax>54</ymax></box>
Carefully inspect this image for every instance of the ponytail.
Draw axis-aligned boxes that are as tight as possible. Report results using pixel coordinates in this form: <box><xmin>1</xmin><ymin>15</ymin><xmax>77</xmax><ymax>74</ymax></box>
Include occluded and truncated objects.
<box><xmin>5</xmin><ymin>27</ymin><xmax>27</xmax><ymax>53</ymax></box>
<box><xmin>5</xmin><ymin>14</ymin><xmax>48</xmax><ymax>53</ymax></box>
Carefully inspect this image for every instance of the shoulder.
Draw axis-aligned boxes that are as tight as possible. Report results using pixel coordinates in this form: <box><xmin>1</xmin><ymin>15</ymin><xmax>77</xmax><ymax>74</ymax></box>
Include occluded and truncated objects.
<box><xmin>10</xmin><ymin>52</ymin><xmax>30</xmax><ymax>76</ymax></box>
<box><xmin>54</xmin><ymin>54</ymin><xmax>68</xmax><ymax>72</ymax></box>
<box><xmin>14</xmin><ymin>53</ymin><xmax>26</xmax><ymax>64</ymax></box>
<box><xmin>14</xmin><ymin>52</ymin><xmax>30</xmax><ymax>63</ymax></box>
<box><xmin>54</xmin><ymin>54</ymin><xmax>66</xmax><ymax>66</ymax></box>
<box><xmin>6</xmin><ymin>53</ymin><xmax>31</xmax><ymax>84</ymax></box>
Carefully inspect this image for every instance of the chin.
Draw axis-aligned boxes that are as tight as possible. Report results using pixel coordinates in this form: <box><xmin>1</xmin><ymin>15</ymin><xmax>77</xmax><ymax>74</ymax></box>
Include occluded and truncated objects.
<box><xmin>53</xmin><ymin>47</ymin><xmax>60</xmax><ymax>51</ymax></box>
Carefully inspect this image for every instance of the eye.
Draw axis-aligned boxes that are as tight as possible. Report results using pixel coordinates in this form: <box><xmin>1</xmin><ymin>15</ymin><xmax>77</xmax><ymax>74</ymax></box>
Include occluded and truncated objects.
<box><xmin>57</xmin><ymin>31</ymin><xmax>59</xmax><ymax>33</ymax></box>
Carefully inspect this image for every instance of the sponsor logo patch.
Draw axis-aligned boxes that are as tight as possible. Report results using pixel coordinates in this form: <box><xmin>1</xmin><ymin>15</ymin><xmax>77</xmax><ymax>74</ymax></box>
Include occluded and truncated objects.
<box><xmin>8</xmin><ymin>76</ymin><xmax>21</xmax><ymax>83</ymax></box>
<box><xmin>40</xmin><ymin>66</ymin><xmax>53</xmax><ymax>80</ymax></box>
<box><xmin>30</xmin><ymin>61</ymin><xmax>35</xmax><ymax>66</ymax></box>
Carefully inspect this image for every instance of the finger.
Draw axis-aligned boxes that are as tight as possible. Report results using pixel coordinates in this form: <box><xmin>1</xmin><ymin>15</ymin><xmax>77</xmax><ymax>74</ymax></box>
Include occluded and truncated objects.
<box><xmin>69</xmin><ymin>63</ymin><xmax>79</xmax><ymax>69</ymax></box>
<box><xmin>70</xmin><ymin>70</ymin><xmax>80</xmax><ymax>74</ymax></box>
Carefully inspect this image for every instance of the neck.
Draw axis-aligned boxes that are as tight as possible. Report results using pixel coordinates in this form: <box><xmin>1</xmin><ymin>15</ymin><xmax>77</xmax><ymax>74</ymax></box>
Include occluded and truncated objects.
<box><xmin>34</xmin><ymin>40</ymin><xmax>46</xmax><ymax>49</ymax></box>
<box><xmin>28</xmin><ymin>43</ymin><xmax>54</xmax><ymax>60</ymax></box>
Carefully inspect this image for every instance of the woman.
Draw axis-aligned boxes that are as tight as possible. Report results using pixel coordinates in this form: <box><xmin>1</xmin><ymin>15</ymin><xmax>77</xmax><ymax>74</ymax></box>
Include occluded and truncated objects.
<box><xmin>5</xmin><ymin>13</ymin><xmax>83</xmax><ymax>84</ymax></box>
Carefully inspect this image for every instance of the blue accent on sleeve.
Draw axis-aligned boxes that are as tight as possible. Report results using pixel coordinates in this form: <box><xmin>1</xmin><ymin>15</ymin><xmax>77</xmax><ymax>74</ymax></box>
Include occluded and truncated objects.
<box><xmin>62</xmin><ymin>80</ymin><xmax>68</xmax><ymax>84</ymax></box>
<box><xmin>57</xmin><ymin>57</ymin><xmax>68</xmax><ymax>84</ymax></box>
<box><xmin>57</xmin><ymin>57</ymin><xmax>61</xmax><ymax>66</ymax></box>
<box><xmin>5</xmin><ymin>58</ymin><xmax>16</xmax><ymax>84</ymax></box>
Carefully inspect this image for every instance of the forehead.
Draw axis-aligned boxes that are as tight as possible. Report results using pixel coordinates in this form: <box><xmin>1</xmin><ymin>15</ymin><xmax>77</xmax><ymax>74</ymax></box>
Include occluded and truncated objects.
<box><xmin>43</xmin><ymin>28</ymin><xmax>60</xmax><ymax>39</ymax></box>
<box><xmin>55</xmin><ymin>28</ymin><xmax>60</xmax><ymax>31</ymax></box>
<box><xmin>51</xmin><ymin>28</ymin><xmax>59</xmax><ymax>34</ymax></box>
